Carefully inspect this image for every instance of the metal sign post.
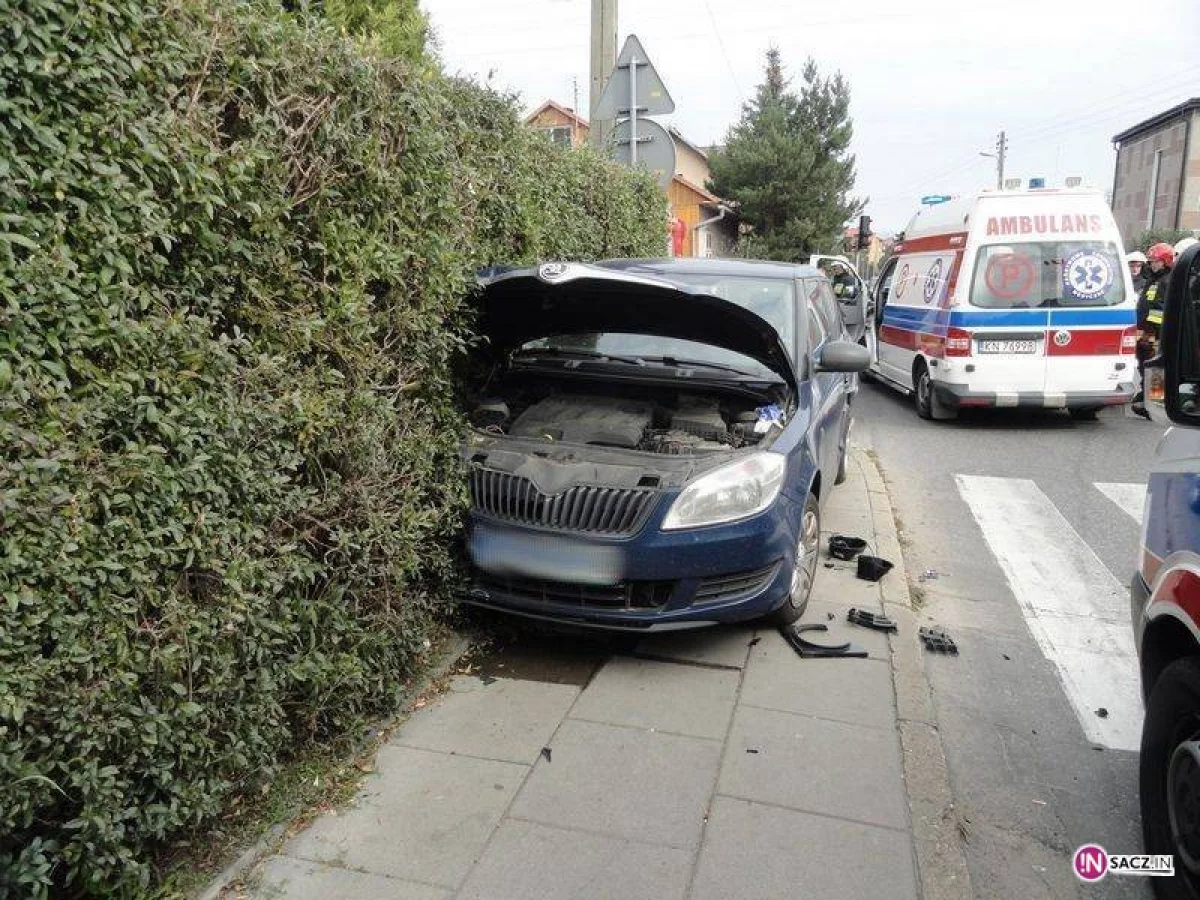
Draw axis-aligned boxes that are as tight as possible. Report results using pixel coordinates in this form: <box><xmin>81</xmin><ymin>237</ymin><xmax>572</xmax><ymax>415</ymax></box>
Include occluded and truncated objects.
<box><xmin>596</xmin><ymin>35</ymin><xmax>676</xmax><ymax>185</ymax></box>
<box><xmin>629</xmin><ymin>53</ymin><xmax>638</xmax><ymax>165</ymax></box>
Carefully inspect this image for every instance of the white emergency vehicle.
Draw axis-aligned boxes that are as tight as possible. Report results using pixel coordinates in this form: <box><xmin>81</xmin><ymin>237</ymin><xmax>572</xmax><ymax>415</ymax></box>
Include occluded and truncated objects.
<box><xmin>867</xmin><ymin>189</ymin><xmax>1138</xmax><ymax>420</ymax></box>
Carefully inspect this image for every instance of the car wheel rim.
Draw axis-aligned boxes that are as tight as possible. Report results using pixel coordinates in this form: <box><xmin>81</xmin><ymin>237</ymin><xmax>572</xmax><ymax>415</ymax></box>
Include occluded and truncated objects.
<box><xmin>918</xmin><ymin>372</ymin><xmax>930</xmax><ymax>408</ymax></box>
<box><xmin>790</xmin><ymin>507</ymin><xmax>820</xmax><ymax>606</ymax></box>
<box><xmin>1168</xmin><ymin>738</ymin><xmax>1200</xmax><ymax>875</ymax></box>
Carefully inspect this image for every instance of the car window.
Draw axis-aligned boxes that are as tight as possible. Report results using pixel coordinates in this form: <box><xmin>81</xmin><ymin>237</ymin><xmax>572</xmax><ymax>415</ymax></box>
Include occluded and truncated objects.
<box><xmin>807</xmin><ymin>306</ymin><xmax>827</xmax><ymax>355</ymax></box>
<box><xmin>662</xmin><ymin>274</ymin><xmax>796</xmax><ymax>350</ymax></box>
<box><xmin>804</xmin><ymin>278</ymin><xmax>838</xmax><ymax>338</ymax></box>
<box><xmin>968</xmin><ymin>240</ymin><xmax>1127</xmax><ymax>309</ymax></box>
<box><xmin>814</xmin><ymin>281</ymin><xmax>843</xmax><ymax>337</ymax></box>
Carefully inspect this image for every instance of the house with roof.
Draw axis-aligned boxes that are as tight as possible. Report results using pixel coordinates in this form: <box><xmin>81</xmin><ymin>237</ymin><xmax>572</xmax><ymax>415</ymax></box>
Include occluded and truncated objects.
<box><xmin>1111</xmin><ymin>98</ymin><xmax>1200</xmax><ymax>245</ymax></box>
<box><xmin>523</xmin><ymin>102</ymin><xmax>738</xmax><ymax>258</ymax></box>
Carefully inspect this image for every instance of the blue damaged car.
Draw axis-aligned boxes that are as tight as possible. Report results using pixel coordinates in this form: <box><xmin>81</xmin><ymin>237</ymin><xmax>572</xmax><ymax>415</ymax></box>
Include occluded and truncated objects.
<box><xmin>461</xmin><ymin>258</ymin><xmax>870</xmax><ymax>631</ymax></box>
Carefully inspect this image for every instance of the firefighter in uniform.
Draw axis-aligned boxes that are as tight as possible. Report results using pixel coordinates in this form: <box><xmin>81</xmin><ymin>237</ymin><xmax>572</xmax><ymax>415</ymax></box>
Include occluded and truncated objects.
<box><xmin>1132</xmin><ymin>242</ymin><xmax>1176</xmax><ymax>417</ymax></box>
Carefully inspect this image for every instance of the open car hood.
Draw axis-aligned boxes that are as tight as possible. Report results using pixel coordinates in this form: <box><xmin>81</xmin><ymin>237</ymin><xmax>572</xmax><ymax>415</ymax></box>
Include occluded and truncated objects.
<box><xmin>477</xmin><ymin>262</ymin><xmax>797</xmax><ymax>387</ymax></box>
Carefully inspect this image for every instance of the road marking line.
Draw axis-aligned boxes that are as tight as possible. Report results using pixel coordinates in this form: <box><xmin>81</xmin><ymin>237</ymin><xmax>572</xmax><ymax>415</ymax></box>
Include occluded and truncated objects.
<box><xmin>955</xmin><ymin>475</ymin><xmax>1142</xmax><ymax>752</ymax></box>
<box><xmin>1094</xmin><ymin>482</ymin><xmax>1146</xmax><ymax>525</ymax></box>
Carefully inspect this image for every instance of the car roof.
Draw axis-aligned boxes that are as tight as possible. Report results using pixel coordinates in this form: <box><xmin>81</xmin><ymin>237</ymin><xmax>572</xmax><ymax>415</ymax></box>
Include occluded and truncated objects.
<box><xmin>595</xmin><ymin>257</ymin><xmax>825</xmax><ymax>281</ymax></box>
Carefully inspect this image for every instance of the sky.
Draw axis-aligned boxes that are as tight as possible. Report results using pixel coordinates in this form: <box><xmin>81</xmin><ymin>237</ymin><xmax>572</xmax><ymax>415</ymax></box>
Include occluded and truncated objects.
<box><xmin>421</xmin><ymin>0</ymin><xmax>1200</xmax><ymax>234</ymax></box>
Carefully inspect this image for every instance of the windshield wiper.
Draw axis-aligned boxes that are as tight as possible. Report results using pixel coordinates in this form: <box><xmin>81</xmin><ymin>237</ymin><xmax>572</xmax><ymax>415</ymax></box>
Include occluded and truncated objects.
<box><xmin>513</xmin><ymin>348</ymin><xmax>647</xmax><ymax>366</ymax></box>
<box><xmin>638</xmin><ymin>355</ymin><xmax>761</xmax><ymax>377</ymax></box>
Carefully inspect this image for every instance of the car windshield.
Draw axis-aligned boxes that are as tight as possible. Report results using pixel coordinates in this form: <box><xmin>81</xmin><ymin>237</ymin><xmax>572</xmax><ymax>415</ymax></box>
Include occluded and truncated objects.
<box><xmin>517</xmin><ymin>275</ymin><xmax>794</xmax><ymax>379</ymax></box>
<box><xmin>968</xmin><ymin>240</ymin><xmax>1127</xmax><ymax>309</ymax></box>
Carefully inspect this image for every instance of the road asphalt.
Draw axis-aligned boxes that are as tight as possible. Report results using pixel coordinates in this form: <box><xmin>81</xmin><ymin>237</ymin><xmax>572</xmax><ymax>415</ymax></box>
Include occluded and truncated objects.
<box><xmin>854</xmin><ymin>381</ymin><xmax>1162</xmax><ymax>900</ymax></box>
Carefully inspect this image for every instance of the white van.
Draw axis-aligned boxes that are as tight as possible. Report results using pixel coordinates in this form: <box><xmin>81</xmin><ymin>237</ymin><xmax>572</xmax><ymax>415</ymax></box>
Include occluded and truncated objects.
<box><xmin>868</xmin><ymin>189</ymin><xmax>1138</xmax><ymax>420</ymax></box>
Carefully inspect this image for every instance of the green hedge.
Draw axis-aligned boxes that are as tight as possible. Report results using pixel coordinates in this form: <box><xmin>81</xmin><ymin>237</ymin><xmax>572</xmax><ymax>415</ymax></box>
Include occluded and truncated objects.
<box><xmin>0</xmin><ymin>0</ymin><xmax>665</xmax><ymax>894</ymax></box>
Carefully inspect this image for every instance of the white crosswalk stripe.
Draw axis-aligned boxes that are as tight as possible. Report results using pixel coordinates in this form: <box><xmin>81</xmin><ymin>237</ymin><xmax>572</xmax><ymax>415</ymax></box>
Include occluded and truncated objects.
<box><xmin>955</xmin><ymin>475</ymin><xmax>1143</xmax><ymax>752</ymax></box>
<box><xmin>1094</xmin><ymin>482</ymin><xmax>1147</xmax><ymax>525</ymax></box>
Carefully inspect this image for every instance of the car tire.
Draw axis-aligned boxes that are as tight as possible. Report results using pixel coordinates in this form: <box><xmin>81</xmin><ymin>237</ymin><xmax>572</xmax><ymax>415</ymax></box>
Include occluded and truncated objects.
<box><xmin>1069</xmin><ymin>405</ymin><xmax>1102</xmax><ymax>421</ymax></box>
<box><xmin>771</xmin><ymin>492</ymin><xmax>820</xmax><ymax>626</ymax></box>
<box><xmin>835</xmin><ymin>416</ymin><xmax>851</xmax><ymax>485</ymax></box>
<box><xmin>915</xmin><ymin>362</ymin><xmax>935</xmax><ymax>420</ymax></box>
<box><xmin>1140</xmin><ymin>657</ymin><xmax>1200</xmax><ymax>900</ymax></box>
<box><xmin>914</xmin><ymin>361</ymin><xmax>956</xmax><ymax>421</ymax></box>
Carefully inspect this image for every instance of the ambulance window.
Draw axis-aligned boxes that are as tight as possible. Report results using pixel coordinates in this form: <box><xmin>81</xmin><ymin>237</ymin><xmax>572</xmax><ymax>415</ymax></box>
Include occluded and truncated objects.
<box><xmin>969</xmin><ymin>241</ymin><xmax>1126</xmax><ymax>309</ymax></box>
<box><xmin>877</xmin><ymin>260</ymin><xmax>897</xmax><ymax>304</ymax></box>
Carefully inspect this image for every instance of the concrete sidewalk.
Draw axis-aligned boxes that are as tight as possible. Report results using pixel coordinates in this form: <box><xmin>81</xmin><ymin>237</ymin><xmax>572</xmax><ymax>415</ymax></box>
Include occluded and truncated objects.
<box><xmin>233</xmin><ymin>449</ymin><xmax>961</xmax><ymax>900</ymax></box>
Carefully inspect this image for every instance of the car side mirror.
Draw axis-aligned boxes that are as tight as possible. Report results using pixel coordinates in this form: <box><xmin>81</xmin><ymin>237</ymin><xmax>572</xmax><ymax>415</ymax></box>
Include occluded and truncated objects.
<box><xmin>1161</xmin><ymin>244</ymin><xmax>1200</xmax><ymax>425</ymax></box>
<box><xmin>814</xmin><ymin>340</ymin><xmax>871</xmax><ymax>373</ymax></box>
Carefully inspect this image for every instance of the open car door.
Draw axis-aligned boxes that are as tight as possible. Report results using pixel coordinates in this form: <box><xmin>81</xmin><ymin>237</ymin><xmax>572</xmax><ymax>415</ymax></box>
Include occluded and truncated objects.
<box><xmin>807</xmin><ymin>254</ymin><xmax>868</xmax><ymax>343</ymax></box>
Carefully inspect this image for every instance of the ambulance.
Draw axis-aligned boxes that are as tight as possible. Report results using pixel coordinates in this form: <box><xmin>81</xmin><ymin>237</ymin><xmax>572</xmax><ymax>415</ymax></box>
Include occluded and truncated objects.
<box><xmin>867</xmin><ymin>189</ymin><xmax>1138</xmax><ymax>420</ymax></box>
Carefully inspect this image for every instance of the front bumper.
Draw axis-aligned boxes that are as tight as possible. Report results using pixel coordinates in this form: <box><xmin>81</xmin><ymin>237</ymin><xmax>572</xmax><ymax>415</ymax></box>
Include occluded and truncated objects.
<box><xmin>934</xmin><ymin>383</ymin><xmax>1134</xmax><ymax>410</ymax></box>
<box><xmin>461</xmin><ymin>500</ymin><xmax>801</xmax><ymax>631</ymax></box>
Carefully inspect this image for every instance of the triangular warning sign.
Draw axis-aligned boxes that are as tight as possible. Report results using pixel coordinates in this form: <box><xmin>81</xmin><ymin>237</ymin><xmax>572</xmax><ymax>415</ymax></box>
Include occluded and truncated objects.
<box><xmin>593</xmin><ymin>34</ymin><xmax>675</xmax><ymax>120</ymax></box>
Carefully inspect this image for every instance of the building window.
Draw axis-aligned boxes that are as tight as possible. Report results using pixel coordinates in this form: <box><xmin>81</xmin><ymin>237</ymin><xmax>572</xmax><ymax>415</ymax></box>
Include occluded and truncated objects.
<box><xmin>541</xmin><ymin>126</ymin><xmax>573</xmax><ymax>147</ymax></box>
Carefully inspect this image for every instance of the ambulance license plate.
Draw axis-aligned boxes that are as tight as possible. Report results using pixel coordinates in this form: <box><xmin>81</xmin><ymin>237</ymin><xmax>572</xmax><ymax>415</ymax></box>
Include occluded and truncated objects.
<box><xmin>978</xmin><ymin>339</ymin><xmax>1038</xmax><ymax>354</ymax></box>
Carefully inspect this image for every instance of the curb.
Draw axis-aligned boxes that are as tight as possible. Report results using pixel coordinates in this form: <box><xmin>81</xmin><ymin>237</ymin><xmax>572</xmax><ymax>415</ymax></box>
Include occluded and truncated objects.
<box><xmin>195</xmin><ymin>632</ymin><xmax>473</xmax><ymax>900</ymax></box>
<box><xmin>855</xmin><ymin>449</ymin><xmax>973</xmax><ymax>900</ymax></box>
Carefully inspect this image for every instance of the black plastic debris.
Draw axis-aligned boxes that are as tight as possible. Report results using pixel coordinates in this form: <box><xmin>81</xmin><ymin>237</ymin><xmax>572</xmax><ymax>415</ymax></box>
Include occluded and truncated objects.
<box><xmin>540</xmin><ymin>747</ymin><xmax>552</xmax><ymax>763</ymax></box>
<box><xmin>829</xmin><ymin>535</ymin><xmax>868</xmax><ymax>561</ymax></box>
<box><xmin>848</xmin><ymin>608</ymin><xmax>898</xmax><ymax>632</ymax></box>
<box><xmin>780</xmin><ymin>624</ymin><xmax>868</xmax><ymax>658</ymax></box>
<box><xmin>746</xmin><ymin>748</ymin><xmax>760</xmax><ymax>754</ymax></box>
<box><xmin>1096</xmin><ymin>707</ymin><xmax>1109</xmax><ymax>719</ymax></box>
<box><xmin>919</xmin><ymin>626</ymin><xmax>958</xmax><ymax>654</ymax></box>
<box><xmin>748</xmin><ymin>636</ymin><xmax>761</xmax><ymax>647</ymax></box>
<box><xmin>856</xmin><ymin>555</ymin><xmax>894</xmax><ymax>582</ymax></box>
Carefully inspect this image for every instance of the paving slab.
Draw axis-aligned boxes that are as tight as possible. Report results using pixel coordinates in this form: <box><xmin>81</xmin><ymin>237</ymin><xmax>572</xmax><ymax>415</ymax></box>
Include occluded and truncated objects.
<box><xmin>632</xmin><ymin>624</ymin><xmax>755</xmax><ymax>669</ymax></box>
<box><xmin>689</xmin><ymin>796</ymin><xmax>918</xmax><ymax>900</ymax></box>
<box><xmin>569</xmin><ymin>656</ymin><xmax>739</xmax><ymax>740</ymax></box>
<box><xmin>282</xmin><ymin>745</ymin><xmax>525</xmax><ymax>888</ymax></box>
<box><xmin>250</xmin><ymin>856</ymin><xmax>450</xmax><ymax>900</ymax></box>
<box><xmin>812</xmin><ymin>567</ymin><xmax>888</xmax><ymax>612</ymax></box>
<box><xmin>509</xmin><ymin>718</ymin><xmax>721</xmax><ymax>850</ymax></box>
<box><xmin>718</xmin><ymin>705</ymin><xmax>909</xmax><ymax>830</ymax></box>
<box><xmin>458</xmin><ymin>818</ymin><xmax>692</xmax><ymax>900</ymax></box>
<box><xmin>394</xmin><ymin>675</ymin><xmax>578</xmax><ymax>764</ymax></box>
<box><xmin>742</xmin><ymin>633</ymin><xmax>895</xmax><ymax>727</ymax></box>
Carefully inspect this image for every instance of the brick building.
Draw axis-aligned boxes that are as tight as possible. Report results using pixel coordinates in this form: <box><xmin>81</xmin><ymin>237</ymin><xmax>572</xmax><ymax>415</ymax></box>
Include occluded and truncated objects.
<box><xmin>1111</xmin><ymin>98</ymin><xmax>1200</xmax><ymax>246</ymax></box>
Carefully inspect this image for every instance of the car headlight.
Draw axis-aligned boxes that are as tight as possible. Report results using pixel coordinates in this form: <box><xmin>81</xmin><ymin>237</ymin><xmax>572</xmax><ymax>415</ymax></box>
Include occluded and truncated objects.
<box><xmin>662</xmin><ymin>453</ymin><xmax>787</xmax><ymax>530</ymax></box>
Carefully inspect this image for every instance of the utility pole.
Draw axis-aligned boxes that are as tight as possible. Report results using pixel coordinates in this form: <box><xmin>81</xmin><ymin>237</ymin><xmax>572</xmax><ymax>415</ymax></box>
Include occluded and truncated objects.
<box><xmin>572</xmin><ymin>76</ymin><xmax>580</xmax><ymax>146</ymax></box>
<box><xmin>589</xmin><ymin>0</ymin><xmax>618</xmax><ymax>150</ymax></box>
<box><xmin>995</xmin><ymin>130</ymin><xmax>1008</xmax><ymax>189</ymax></box>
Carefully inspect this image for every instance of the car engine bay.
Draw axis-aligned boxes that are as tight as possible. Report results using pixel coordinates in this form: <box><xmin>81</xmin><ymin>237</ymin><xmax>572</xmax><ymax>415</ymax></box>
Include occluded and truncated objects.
<box><xmin>469</xmin><ymin>381</ymin><xmax>788</xmax><ymax>456</ymax></box>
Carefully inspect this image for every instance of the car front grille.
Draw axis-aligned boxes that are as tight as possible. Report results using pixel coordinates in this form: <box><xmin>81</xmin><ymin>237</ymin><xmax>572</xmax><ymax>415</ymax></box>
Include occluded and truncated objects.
<box><xmin>475</xmin><ymin>574</ymin><xmax>675</xmax><ymax>611</ymax></box>
<box><xmin>469</xmin><ymin>467</ymin><xmax>659</xmax><ymax>536</ymax></box>
<box><xmin>693</xmin><ymin>563</ymin><xmax>781</xmax><ymax>605</ymax></box>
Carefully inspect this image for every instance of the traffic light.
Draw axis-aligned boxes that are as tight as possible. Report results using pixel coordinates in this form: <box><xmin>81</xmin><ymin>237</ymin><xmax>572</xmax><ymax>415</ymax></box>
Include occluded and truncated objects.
<box><xmin>857</xmin><ymin>215</ymin><xmax>871</xmax><ymax>250</ymax></box>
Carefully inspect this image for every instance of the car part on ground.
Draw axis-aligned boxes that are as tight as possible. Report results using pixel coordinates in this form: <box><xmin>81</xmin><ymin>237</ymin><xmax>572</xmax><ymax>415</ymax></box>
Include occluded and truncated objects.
<box><xmin>856</xmin><ymin>554</ymin><xmax>894</xmax><ymax>581</ymax></box>
<box><xmin>847</xmin><ymin>608</ymin><xmax>898</xmax><ymax>632</ymax></box>
<box><xmin>829</xmin><ymin>534</ymin><xmax>868</xmax><ymax>560</ymax></box>
<box><xmin>780</xmin><ymin>623</ymin><xmax>869</xmax><ymax>658</ymax></box>
<box><xmin>919</xmin><ymin>626</ymin><xmax>959</xmax><ymax>654</ymax></box>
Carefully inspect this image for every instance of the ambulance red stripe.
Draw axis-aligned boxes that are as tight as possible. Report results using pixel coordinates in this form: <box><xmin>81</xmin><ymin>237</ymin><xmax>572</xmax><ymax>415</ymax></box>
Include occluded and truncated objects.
<box><xmin>893</xmin><ymin>232</ymin><xmax>968</xmax><ymax>254</ymax></box>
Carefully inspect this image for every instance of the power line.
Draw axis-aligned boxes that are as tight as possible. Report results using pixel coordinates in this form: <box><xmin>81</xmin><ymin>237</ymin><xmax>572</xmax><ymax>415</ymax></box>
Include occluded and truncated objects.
<box><xmin>704</xmin><ymin>0</ymin><xmax>743</xmax><ymax>102</ymax></box>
